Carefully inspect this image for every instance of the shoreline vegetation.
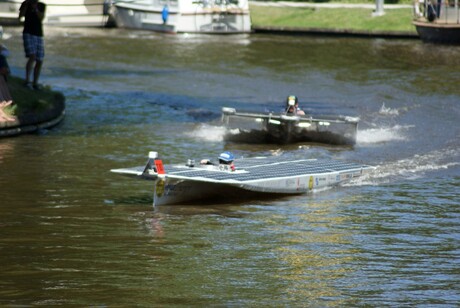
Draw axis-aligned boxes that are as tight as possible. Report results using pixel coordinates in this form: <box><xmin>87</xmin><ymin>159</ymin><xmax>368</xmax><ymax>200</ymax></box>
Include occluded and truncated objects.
<box><xmin>0</xmin><ymin>75</ymin><xmax>65</xmax><ymax>137</ymax></box>
<box><xmin>250</xmin><ymin>1</ymin><xmax>417</xmax><ymax>34</ymax></box>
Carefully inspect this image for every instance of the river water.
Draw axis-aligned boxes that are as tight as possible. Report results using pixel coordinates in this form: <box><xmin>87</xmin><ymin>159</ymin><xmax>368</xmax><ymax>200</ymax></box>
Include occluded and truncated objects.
<box><xmin>0</xmin><ymin>26</ymin><xmax>459</xmax><ymax>306</ymax></box>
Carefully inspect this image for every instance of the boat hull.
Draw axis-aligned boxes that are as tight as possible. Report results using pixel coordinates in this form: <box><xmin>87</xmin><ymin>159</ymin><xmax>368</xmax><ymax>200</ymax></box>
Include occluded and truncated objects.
<box><xmin>152</xmin><ymin>179</ymin><xmax>277</xmax><ymax>206</ymax></box>
<box><xmin>111</xmin><ymin>2</ymin><xmax>251</xmax><ymax>33</ymax></box>
<box><xmin>414</xmin><ymin>21</ymin><xmax>460</xmax><ymax>44</ymax></box>
<box><xmin>227</xmin><ymin>121</ymin><xmax>358</xmax><ymax>145</ymax></box>
<box><xmin>153</xmin><ymin>168</ymin><xmax>361</xmax><ymax>206</ymax></box>
<box><xmin>222</xmin><ymin>108</ymin><xmax>358</xmax><ymax>145</ymax></box>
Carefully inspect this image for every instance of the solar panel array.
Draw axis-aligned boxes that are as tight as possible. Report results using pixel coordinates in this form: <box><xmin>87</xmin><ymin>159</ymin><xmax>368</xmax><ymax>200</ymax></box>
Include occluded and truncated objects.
<box><xmin>158</xmin><ymin>156</ymin><xmax>368</xmax><ymax>183</ymax></box>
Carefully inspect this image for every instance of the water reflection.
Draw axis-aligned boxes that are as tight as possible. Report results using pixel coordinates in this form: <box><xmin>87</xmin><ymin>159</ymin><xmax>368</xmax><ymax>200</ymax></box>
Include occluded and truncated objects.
<box><xmin>0</xmin><ymin>140</ymin><xmax>14</xmax><ymax>164</ymax></box>
<box><xmin>265</xmin><ymin>198</ymin><xmax>354</xmax><ymax>305</ymax></box>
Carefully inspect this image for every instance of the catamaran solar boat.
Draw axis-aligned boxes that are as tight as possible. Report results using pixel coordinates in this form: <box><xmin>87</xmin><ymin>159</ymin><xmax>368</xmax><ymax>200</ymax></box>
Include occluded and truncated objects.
<box><xmin>111</xmin><ymin>151</ymin><xmax>374</xmax><ymax>207</ymax></box>
<box><xmin>221</xmin><ymin>107</ymin><xmax>359</xmax><ymax>145</ymax></box>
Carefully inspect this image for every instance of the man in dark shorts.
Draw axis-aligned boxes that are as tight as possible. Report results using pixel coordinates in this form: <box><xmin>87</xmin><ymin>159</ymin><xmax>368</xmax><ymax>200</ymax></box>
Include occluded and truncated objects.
<box><xmin>19</xmin><ymin>0</ymin><xmax>46</xmax><ymax>90</ymax></box>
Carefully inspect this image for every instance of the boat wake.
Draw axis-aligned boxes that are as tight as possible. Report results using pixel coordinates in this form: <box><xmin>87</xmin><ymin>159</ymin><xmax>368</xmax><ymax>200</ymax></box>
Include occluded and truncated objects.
<box><xmin>192</xmin><ymin>115</ymin><xmax>413</xmax><ymax>148</ymax></box>
<box><xmin>356</xmin><ymin>124</ymin><xmax>413</xmax><ymax>145</ymax></box>
<box><xmin>357</xmin><ymin>103</ymin><xmax>416</xmax><ymax>145</ymax></box>
<box><xmin>378</xmin><ymin>102</ymin><xmax>401</xmax><ymax>116</ymax></box>
<box><xmin>345</xmin><ymin>146</ymin><xmax>460</xmax><ymax>187</ymax></box>
<box><xmin>188</xmin><ymin>123</ymin><xmax>226</xmax><ymax>142</ymax></box>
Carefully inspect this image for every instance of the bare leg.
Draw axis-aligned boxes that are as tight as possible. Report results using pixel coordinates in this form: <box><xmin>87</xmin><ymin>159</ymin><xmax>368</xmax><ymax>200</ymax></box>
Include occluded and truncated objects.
<box><xmin>33</xmin><ymin>60</ymin><xmax>43</xmax><ymax>86</ymax></box>
<box><xmin>25</xmin><ymin>54</ymin><xmax>36</xmax><ymax>84</ymax></box>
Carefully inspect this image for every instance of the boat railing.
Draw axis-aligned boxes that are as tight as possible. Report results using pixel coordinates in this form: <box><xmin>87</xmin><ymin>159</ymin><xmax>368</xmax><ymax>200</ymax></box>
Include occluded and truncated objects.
<box><xmin>193</xmin><ymin>0</ymin><xmax>247</xmax><ymax>10</ymax></box>
<box><xmin>414</xmin><ymin>0</ymin><xmax>460</xmax><ymax>24</ymax></box>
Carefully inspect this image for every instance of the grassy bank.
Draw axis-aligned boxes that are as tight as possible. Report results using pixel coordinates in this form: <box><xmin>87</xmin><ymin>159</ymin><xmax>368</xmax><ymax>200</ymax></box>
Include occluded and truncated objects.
<box><xmin>250</xmin><ymin>4</ymin><xmax>416</xmax><ymax>33</ymax></box>
<box><xmin>4</xmin><ymin>75</ymin><xmax>64</xmax><ymax>118</ymax></box>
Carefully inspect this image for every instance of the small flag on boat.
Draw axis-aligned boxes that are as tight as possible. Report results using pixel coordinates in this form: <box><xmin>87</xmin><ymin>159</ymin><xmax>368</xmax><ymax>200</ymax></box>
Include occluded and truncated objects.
<box><xmin>154</xmin><ymin>160</ymin><xmax>165</xmax><ymax>174</ymax></box>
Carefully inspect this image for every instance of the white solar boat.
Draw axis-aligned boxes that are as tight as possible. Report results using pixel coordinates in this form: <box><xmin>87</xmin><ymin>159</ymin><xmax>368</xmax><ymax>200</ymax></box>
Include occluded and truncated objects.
<box><xmin>221</xmin><ymin>107</ymin><xmax>359</xmax><ymax>145</ymax></box>
<box><xmin>111</xmin><ymin>151</ymin><xmax>374</xmax><ymax>207</ymax></box>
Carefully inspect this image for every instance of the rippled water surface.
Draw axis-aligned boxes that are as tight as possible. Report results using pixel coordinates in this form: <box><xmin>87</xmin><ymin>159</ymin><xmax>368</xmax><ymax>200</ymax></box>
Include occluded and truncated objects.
<box><xmin>0</xmin><ymin>26</ymin><xmax>459</xmax><ymax>306</ymax></box>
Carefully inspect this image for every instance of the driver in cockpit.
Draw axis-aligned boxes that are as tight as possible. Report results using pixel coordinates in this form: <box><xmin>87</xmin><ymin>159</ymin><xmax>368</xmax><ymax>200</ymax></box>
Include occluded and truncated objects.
<box><xmin>285</xmin><ymin>95</ymin><xmax>305</xmax><ymax>116</ymax></box>
<box><xmin>200</xmin><ymin>151</ymin><xmax>235</xmax><ymax>171</ymax></box>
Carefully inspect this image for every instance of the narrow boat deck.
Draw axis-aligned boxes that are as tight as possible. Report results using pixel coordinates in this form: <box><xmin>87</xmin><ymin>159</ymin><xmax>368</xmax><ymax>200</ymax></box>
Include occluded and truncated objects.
<box><xmin>112</xmin><ymin>156</ymin><xmax>371</xmax><ymax>183</ymax></box>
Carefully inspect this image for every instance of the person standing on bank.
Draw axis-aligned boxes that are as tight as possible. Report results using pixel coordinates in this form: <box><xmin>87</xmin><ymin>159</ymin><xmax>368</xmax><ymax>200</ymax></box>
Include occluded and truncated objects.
<box><xmin>19</xmin><ymin>0</ymin><xmax>46</xmax><ymax>90</ymax></box>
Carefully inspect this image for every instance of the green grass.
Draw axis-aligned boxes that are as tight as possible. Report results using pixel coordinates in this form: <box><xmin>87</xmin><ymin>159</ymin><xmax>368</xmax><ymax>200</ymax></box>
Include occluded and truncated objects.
<box><xmin>250</xmin><ymin>5</ymin><xmax>417</xmax><ymax>33</ymax></box>
<box><xmin>259</xmin><ymin>0</ymin><xmax>414</xmax><ymax>4</ymax></box>
<box><xmin>4</xmin><ymin>75</ymin><xmax>64</xmax><ymax>117</ymax></box>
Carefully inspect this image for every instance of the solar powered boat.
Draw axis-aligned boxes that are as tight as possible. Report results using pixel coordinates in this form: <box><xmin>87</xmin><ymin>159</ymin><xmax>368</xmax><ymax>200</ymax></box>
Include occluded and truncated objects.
<box><xmin>111</xmin><ymin>151</ymin><xmax>374</xmax><ymax>207</ymax></box>
<box><xmin>221</xmin><ymin>107</ymin><xmax>359</xmax><ymax>145</ymax></box>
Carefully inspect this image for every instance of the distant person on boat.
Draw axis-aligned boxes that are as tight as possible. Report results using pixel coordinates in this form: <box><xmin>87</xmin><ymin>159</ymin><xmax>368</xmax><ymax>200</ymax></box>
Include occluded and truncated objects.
<box><xmin>19</xmin><ymin>0</ymin><xmax>46</xmax><ymax>90</ymax></box>
<box><xmin>162</xmin><ymin>5</ymin><xmax>169</xmax><ymax>24</ymax></box>
<box><xmin>423</xmin><ymin>0</ymin><xmax>439</xmax><ymax>21</ymax></box>
<box><xmin>436</xmin><ymin>0</ymin><xmax>442</xmax><ymax>18</ymax></box>
<box><xmin>200</xmin><ymin>151</ymin><xmax>236</xmax><ymax>171</ymax></box>
<box><xmin>285</xmin><ymin>95</ymin><xmax>305</xmax><ymax>116</ymax></box>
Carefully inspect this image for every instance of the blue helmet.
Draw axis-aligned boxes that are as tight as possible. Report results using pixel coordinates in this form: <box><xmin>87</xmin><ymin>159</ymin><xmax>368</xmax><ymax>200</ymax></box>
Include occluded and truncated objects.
<box><xmin>218</xmin><ymin>151</ymin><xmax>234</xmax><ymax>162</ymax></box>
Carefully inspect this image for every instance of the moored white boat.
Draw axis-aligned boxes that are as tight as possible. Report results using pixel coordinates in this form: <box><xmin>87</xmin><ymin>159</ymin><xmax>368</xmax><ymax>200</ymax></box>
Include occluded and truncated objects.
<box><xmin>108</xmin><ymin>0</ymin><xmax>251</xmax><ymax>33</ymax></box>
<box><xmin>413</xmin><ymin>0</ymin><xmax>460</xmax><ymax>44</ymax></box>
<box><xmin>221</xmin><ymin>107</ymin><xmax>359</xmax><ymax>145</ymax></box>
<box><xmin>111</xmin><ymin>151</ymin><xmax>374</xmax><ymax>207</ymax></box>
<box><xmin>0</xmin><ymin>0</ymin><xmax>113</xmax><ymax>27</ymax></box>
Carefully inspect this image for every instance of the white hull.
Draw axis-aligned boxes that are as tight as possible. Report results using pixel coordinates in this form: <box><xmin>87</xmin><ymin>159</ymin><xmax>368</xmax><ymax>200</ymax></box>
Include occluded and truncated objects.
<box><xmin>153</xmin><ymin>168</ymin><xmax>362</xmax><ymax>206</ymax></box>
<box><xmin>110</xmin><ymin>0</ymin><xmax>251</xmax><ymax>33</ymax></box>
<box><xmin>0</xmin><ymin>0</ymin><xmax>111</xmax><ymax>27</ymax></box>
<box><xmin>111</xmin><ymin>152</ymin><xmax>374</xmax><ymax>207</ymax></box>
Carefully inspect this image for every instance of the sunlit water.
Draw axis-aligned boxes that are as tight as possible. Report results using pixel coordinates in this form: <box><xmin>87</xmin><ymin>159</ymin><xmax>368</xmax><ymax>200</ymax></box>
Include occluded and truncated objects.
<box><xmin>0</xmin><ymin>26</ymin><xmax>459</xmax><ymax>306</ymax></box>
